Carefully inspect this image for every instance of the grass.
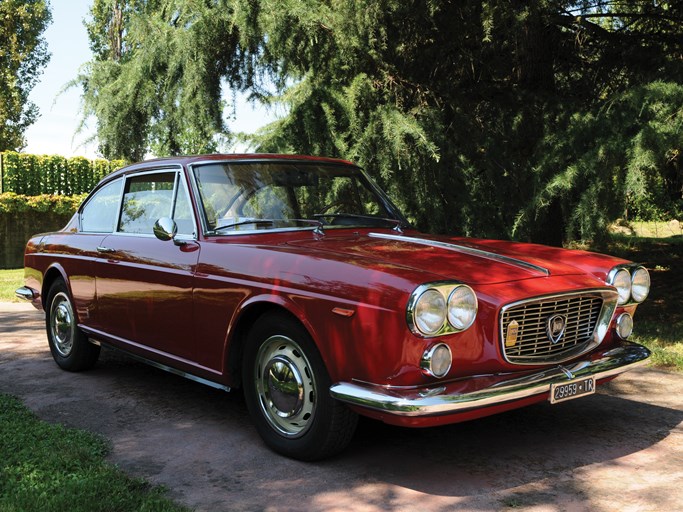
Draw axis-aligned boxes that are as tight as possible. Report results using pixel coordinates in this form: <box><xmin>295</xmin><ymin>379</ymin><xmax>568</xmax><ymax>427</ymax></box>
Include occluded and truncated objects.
<box><xmin>0</xmin><ymin>393</ymin><xmax>188</xmax><ymax>512</ymax></box>
<box><xmin>0</xmin><ymin>268</ymin><xmax>23</xmax><ymax>302</ymax></box>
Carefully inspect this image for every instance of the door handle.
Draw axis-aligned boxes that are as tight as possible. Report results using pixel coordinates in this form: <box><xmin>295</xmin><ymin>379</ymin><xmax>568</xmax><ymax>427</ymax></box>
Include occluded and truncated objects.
<box><xmin>97</xmin><ymin>246</ymin><xmax>116</xmax><ymax>254</ymax></box>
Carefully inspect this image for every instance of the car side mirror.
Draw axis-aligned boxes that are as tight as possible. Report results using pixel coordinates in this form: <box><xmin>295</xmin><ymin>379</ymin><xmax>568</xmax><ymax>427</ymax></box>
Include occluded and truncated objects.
<box><xmin>153</xmin><ymin>217</ymin><xmax>179</xmax><ymax>242</ymax></box>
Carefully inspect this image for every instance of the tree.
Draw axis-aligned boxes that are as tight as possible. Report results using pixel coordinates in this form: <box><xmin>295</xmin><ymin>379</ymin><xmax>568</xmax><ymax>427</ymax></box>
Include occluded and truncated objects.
<box><xmin>0</xmin><ymin>0</ymin><xmax>52</xmax><ymax>151</ymax></box>
<box><xmin>77</xmin><ymin>0</ymin><xmax>683</xmax><ymax>242</ymax></box>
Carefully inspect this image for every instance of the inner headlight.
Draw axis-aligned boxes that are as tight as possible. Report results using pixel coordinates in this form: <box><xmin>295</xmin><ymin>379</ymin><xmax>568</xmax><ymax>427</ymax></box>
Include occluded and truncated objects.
<box><xmin>631</xmin><ymin>266</ymin><xmax>651</xmax><ymax>303</ymax></box>
<box><xmin>609</xmin><ymin>268</ymin><xmax>632</xmax><ymax>305</ymax></box>
<box><xmin>414</xmin><ymin>289</ymin><xmax>447</xmax><ymax>335</ymax></box>
<box><xmin>447</xmin><ymin>285</ymin><xmax>478</xmax><ymax>331</ymax></box>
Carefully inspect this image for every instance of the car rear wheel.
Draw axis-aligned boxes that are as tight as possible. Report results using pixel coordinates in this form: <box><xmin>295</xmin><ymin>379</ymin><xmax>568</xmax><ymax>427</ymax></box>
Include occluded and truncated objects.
<box><xmin>45</xmin><ymin>280</ymin><xmax>100</xmax><ymax>371</ymax></box>
<box><xmin>243</xmin><ymin>311</ymin><xmax>358</xmax><ymax>460</ymax></box>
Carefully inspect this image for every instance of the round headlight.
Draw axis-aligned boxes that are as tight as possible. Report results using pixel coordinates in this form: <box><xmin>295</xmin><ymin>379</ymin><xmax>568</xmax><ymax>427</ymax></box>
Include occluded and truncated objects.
<box><xmin>616</xmin><ymin>312</ymin><xmax>634</xmax><ymax>339</ymax></box>
<box><xmin>631</xmin><ymin>267</ymin><xmax>650</xmax><ymax>303</ymax></box>
<box><xmin>421</xmin><ymin>343</ymin><xmax>452</xmax><ymax>378</ymax></box>
<box><xmin>447</xmin><ymin>285</ymin><xmax>478</xmax><ymax>331</ymax></box>
<box><xmin>611</xmin><ymin>268</ymin><xmax>632</xmax><ymax>305</ymax></box>
<box><xmin>414</xmin><ymin>289</ymin><xmax>446</xmax><ymax>335</ymax></box>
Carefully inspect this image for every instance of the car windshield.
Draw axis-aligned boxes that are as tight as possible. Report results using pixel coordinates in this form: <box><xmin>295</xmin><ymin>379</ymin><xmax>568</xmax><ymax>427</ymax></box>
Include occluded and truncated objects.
<box><xmin>192</xmin><ymin>161</ymin><xmax>405</xmax><ymax>233</ymax></box>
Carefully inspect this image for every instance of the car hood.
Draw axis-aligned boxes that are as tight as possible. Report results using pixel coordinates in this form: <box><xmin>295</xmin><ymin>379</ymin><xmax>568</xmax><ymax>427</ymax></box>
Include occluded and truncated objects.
<box><xmin>286</xmin><ymin>231</ymin><xmax>601</xmax><ymax>285</ymax></box>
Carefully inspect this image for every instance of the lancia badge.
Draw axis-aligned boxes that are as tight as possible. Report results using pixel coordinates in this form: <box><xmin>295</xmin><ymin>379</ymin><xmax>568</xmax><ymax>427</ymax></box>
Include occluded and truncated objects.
<box><xmin>547</xmin><ymin>314</ymin><xmax>567</xmax><ymax>344</ymax></box>
<box><xmin>506</xmin><ymin>319</ymin><xmax>520</xmax><ymax>347</ymax></box>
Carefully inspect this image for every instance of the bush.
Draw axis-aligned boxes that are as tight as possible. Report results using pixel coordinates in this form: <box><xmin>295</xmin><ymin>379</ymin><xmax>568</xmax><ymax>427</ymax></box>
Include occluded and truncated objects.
<box><xmin>0</xmin><ymin>193</ymin><xmax>86</xmax><ymax>216</ymax></box>
<box><xmin>0</xmin><ymin>152</ymin><xmax>124</xmax><ymax>196</ymax></box>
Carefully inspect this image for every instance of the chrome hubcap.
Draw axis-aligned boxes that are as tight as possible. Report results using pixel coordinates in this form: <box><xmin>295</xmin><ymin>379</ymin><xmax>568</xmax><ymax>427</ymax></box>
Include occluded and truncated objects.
<box><xmin>50</xmin><ymin>292</ymin><xmax>74</xmax><ymax>357</ymax></box>
<box><xmin>255</xmin><ymin>335</ymin><xmax>316</xmax><ymax>438</ymax></box>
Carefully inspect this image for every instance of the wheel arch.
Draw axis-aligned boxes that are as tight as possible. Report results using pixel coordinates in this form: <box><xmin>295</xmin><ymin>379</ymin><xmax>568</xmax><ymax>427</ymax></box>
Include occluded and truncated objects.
<box><xmin>41</xmin><ymin>264</ymin><xmax>70</xmax><ymax>309</ymax></box>
<box><xmin>225</xmin><ymin>298</ymin><xmax>320</xmax><ymax>390</ymax></box>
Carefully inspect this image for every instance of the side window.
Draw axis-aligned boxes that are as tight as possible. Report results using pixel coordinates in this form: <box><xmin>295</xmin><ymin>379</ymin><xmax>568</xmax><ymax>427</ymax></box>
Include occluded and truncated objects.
<box><xmin>172</xmin><ymin>176</ymin><xmax>195</xmax><ymax>236</ymax></box>
<box><xmin>119</xmin><ymin>172</ymin><xmax>175</xmax><ymax>234</ymax></box>
<box><xmin>80</xmin><ymin>179</ymin><xmax>123</xmax><ymax>233</ymax></box>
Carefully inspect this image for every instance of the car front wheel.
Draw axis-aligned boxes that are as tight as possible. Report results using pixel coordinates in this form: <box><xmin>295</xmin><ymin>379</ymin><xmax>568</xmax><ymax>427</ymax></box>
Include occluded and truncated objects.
<box><xmin>45</xmin><ymin>280</ymin><xmax>100</xmax><ymax>371</ymax></box>
<box><xmin>243</xmin><ymin>311</ymin><xmax>358</xmax><ymax>460</ymax></box>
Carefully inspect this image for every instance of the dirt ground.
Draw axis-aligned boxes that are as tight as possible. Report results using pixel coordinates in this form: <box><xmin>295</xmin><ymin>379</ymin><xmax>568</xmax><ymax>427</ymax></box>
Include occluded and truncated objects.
<box><xmin>1</xmin><ymin>302</ymin><xmax>682</xmax><ymax>512</ymax></box>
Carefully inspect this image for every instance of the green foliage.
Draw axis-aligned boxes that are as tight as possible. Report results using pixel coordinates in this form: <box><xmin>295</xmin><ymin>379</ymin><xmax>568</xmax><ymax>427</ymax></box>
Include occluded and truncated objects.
<box><xmin>0</xmin><ymin>152</ymin><xmax>124</xmax><ymax>195</ymax></box>
<box><xmin>0</xmin><ymin>393</ymin><xmax>187</xmax><ymax>511</ymax></box>
<box><xmin>0</xmin><ymin>193</ymin><xmax>86</xmax><ymax>216</ymax></box>
<box><xmin>515</xmin><ymin>82</ymin><xmax>683</xmax><ymax>242</ymax></box>
<box><xmin>0</xmin><ymin>0</ymin><xmax>52</xmax><ymax>151</ymax></box>
<box><xmin>76</xmin><ymin>0</ymin><xmax>242</xmax><ymax>160</ymax></box>
<box><xmin>77</xmin><ymin>0</ymin><xmax>683</xmax><ymax>242</ymax></box>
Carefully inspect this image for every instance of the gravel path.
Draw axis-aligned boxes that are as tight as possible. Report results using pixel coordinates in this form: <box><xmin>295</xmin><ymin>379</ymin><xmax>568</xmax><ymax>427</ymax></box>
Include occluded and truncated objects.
<box><xmin>1</xmin><ymin>302</ymin><xmax>682</xmax><ymax>511</ymax></box>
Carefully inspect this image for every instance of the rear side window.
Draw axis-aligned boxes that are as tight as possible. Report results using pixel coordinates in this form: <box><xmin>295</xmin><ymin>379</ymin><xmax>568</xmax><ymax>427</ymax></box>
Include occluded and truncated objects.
<box><xmin>80</xmin><ymin>179</ymin><xmax>123</xmax><ymax>233</ymax></box>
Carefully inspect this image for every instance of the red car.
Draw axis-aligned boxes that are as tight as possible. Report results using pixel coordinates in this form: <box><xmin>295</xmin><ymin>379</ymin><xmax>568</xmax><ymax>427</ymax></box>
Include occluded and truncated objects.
<box><xmin>17</xmin><ymin>154</ymin><xmax>651</xmax><ymax>460</ymax></box>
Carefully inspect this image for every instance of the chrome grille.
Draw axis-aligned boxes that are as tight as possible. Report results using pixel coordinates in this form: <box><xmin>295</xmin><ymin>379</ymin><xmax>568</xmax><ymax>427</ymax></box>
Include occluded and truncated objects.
<box><xmin>501</xmin><ymin>294</ymin><xmax>603</xmax><ymax>364</ymax></box>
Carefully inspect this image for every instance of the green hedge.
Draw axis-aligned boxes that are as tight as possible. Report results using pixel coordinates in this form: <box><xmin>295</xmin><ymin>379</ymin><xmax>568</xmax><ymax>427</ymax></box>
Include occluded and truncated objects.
<box><xmin>0</xmin><ymin>152</ymin><xmax>125</xmax><ymax>196</ymax></box>
<box><xmin>0</xmin><ymin>193</ymin><xmax>86</xmax><ymax>216</ymax></box>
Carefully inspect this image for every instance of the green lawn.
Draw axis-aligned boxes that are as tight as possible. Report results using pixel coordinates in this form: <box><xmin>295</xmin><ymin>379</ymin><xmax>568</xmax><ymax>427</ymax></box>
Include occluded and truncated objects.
<box><xmin>0</xmin><ymin>268</ymin><xmax>23</xmax><ymax>302</ymax></box>
<box><xmin>0</xmin><ymin>393</ymin><xmax>187</xmax><ymax>512</ymax></box>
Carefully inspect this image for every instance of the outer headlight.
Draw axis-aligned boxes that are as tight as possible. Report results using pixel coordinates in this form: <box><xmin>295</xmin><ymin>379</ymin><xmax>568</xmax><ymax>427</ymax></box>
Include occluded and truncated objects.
<box><xmin>631</xmin><ymin>266</ymin><xmax>651</xmax><ymax>303</ymax></box>
<box><xmin>413</xmin><ymin>289</ymin><xmax>447</xmax><ymax>336</ymax></box>
<box><xmin>609</xmin><ymin>268</ymin><xmax>632</xmax><ymax>305</ymax></box>
<box><xmin>447</xmin><ymin>285</ymin><xmax>478</xmax><ymax>331</ymax></box>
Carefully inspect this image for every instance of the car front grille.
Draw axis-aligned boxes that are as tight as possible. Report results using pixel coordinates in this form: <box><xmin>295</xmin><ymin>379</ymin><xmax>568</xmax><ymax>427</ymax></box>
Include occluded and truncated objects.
<box><xmin>500</xmin><ymin>293</ymin><xmax>604</xmax><ymax>364</ymax></box>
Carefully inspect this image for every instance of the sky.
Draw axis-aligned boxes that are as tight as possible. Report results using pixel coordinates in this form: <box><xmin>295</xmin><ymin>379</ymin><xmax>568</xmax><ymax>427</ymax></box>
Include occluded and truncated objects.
<box><xmin>23</xmin><ymin>1</ymin><xmax>276</xmax><ymax>159</ymax></box>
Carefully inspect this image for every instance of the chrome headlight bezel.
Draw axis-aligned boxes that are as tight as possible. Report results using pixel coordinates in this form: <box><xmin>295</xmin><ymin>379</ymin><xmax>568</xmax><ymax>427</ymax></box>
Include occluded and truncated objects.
<box><xmin>407</xmin><ymin>282</ymin><xmax>478</xmax><ymax>337</ymax></box>
<box><xmin>607</xmin><ymin>264</ymin><xmax>650</xmax><ymax>305</ymax></box>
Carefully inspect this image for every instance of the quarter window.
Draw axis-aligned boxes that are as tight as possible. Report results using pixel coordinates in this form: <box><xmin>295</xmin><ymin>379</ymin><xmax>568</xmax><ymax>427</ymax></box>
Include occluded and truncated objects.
<box><xmin>80</xmin><ymin>178</ymin><xmax>123</xmax><ymax>233</ymax></box>
<box><xmin>172</xmin><ymin>176</ymin><xmax>195</xmax><ymax>236</ymax></box>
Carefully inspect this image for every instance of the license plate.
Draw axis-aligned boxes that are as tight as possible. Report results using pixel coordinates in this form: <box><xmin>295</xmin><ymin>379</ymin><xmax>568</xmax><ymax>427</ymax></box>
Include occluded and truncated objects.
<box><xmin>550</xmin><ymin>376</ymin><xmax>596</xmax><ymax>404</ymax></box>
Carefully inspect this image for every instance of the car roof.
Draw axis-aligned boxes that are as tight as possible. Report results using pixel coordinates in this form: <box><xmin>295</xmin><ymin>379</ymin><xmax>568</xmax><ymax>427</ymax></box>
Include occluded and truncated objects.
<box><xmin>109</xmin><ymin>153</ymin><xmax>356</xmax><ymax>178</ymax></box>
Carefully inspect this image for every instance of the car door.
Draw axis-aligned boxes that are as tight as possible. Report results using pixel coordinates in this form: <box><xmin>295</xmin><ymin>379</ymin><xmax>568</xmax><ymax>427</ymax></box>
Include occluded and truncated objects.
<box><xmin>94</xmin><ymin>168</ymin><xmax>200</xmax><ymax>362</ymax></box>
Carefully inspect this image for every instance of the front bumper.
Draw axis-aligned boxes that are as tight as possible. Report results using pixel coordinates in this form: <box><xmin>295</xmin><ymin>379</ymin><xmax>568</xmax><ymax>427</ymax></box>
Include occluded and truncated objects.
<box><xmin>329</xmin><ymin>341</ymin><xmax>650</xmax><ymax>417</ymax></box>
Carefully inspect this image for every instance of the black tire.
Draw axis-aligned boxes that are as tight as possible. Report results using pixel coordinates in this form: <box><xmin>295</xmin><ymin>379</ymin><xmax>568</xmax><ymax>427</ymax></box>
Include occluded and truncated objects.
<box><xmin>45</xmin><ymin>279</ymin><xmax>100</xmax><ymax>371</ymax></box>
<box><xmin>242</xmin><ymin>311</ymin><xmax>358</xmax><ymax>461</ymax></box>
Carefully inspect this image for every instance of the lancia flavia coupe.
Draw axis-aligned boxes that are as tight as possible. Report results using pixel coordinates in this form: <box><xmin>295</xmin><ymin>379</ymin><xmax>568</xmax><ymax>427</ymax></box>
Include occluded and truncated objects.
<box><xmin>17</xmin><ymin>154</ymin><xmax>651</xmax><ymax>460</ymax></box>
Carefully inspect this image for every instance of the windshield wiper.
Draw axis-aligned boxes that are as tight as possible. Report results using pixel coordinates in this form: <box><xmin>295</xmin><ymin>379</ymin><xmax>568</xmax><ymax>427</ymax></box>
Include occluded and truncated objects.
<box><xmin>207</xmin><ymin>219</ymin><xmax>274</xmax><ymax>234</ymax></box>
<box><xmin>313</xmin><ymin>213</ymin><xmax>404</xmax><ymax>232</ymax></box>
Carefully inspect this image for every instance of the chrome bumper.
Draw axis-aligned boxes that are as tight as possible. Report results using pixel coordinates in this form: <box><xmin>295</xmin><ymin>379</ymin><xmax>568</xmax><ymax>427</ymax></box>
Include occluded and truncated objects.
<box><xmin>15</xmin><ymin>286</ymin><xmax>36</xmax><ymax>301</ymax></box>
<box><xmin>329</xmin><ymin>341</ymin><xmax>651</xmax><ymax>417</ymax></box>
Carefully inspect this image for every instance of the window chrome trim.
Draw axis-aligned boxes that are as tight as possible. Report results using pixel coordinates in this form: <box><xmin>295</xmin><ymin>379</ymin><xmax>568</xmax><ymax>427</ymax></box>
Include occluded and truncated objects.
<box><xmin>187</xmin><ymin>159</ymin><xmax>407</xmax><ymax>237</ymax></box>
<box><xmin>498</xmin><ymin>288</ymin><xmax>619</xmax><ymax>366</ymax></box>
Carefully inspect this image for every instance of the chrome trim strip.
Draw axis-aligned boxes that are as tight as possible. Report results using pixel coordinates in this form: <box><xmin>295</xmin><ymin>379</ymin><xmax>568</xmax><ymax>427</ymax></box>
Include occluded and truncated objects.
<box><xmin>329</xmin><ymin>341</ymin><xmax>650</xmax><ymax>417</ymax></box>
<box><xmin>119</xmin><ymin>350</ymin><xmax>231</xmax><ymax>392</ymax></box>
<box><xmin>15</xmin><ymin>286</ymin><xmax>35</xmax><ymax>301</ymax></box>
<box><xmin>80</xmin><ymin>327</ymin><xmax>231</xmax><ymax>392</ymax></box>
<box><xmin>368</xmin><ymin>233</ymin><xmax>550</xmax><ymax>276</ymax></box>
